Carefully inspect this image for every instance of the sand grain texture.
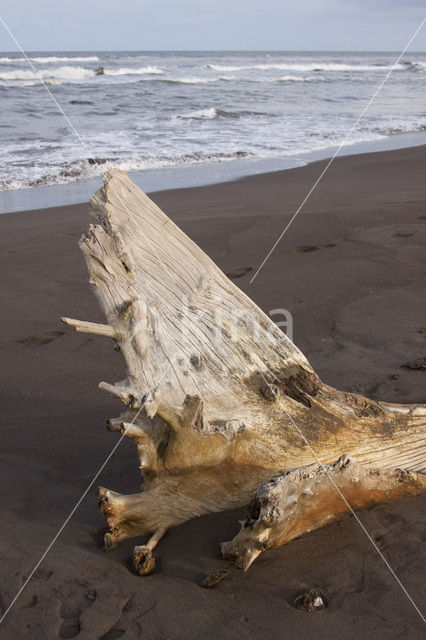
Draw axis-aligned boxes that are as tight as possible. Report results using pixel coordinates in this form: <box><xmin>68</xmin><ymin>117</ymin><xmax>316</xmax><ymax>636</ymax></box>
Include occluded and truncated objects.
<box><xmin>0</xmin><ymin>147</ymin><xmax>425</xmax><ymax>638</ymax></box>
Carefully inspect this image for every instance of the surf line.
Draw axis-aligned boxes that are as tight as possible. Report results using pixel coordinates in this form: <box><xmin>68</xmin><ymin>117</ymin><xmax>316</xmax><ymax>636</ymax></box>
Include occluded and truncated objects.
<box><xmin>0</xmin><ymin>17</ymin><xmax>180</xmax><ymax>287</ymax></box>
<box><xmin>0</xmin><ymin>13</ymin><xmax>425</xmax><ymax>628</ymax></box>
<box><xmin>249</xmin><ymin>16</ymin><xmax>426</xmax><ymax>284</ymax></box>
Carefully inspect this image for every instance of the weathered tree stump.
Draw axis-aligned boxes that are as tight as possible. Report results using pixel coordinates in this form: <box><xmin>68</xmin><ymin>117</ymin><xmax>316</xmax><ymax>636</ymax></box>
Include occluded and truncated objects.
<box><xmin>62</xmin><ymin>170</ymin><xmax>425</xmax><ymax>572</ymax></box>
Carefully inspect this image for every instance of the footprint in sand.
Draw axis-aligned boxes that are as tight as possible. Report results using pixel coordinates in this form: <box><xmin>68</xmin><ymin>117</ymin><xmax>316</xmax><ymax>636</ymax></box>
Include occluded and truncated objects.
<box><xmin>59</xmin><ymin>589</ymin><xmax>94</xmax><ymax>638</ymax></box>
<box><xmin>58</xmin><ymin>585</ymin><xmax>131</xmax><ymax>639</ymax></box>
<box><xmin>295</xmin><ymin>245</ymin><xmax>319</xmax><ymax>253</ymax></box>
<box><xmin>99</xmin><ymin>627</ymin><xmax>126</xmax><ymax>640</ymax></box>
<box><xmin>294</xmin><ymin>243</ymin><xmax>336</xmax><ymax>253</ymax></box>
<box><xmin>18</xmin><ymin>331</ymin><xmax>64</xmax><ymax>348</ymax></box>
<box><xmin>225</xmin><ymin>266</ymin><xmax>253</xmax><ymax>279</ymax></box>
<box><xmin>401</xmin><ymin>357</ymin><xmax>426</xmax><ymax>370</ymax></box>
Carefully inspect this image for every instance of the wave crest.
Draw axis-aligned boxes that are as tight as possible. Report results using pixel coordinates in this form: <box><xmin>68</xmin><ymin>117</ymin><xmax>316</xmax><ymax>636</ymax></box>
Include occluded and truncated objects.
<box><xmin>0</xmin><ymin>150</ymin><xmax>254</xmax><ymax>191</ymax></box>
<box><xmin>159</xmin><ymin>76</ymin><xmax>216</xmax><ymax>85</ymax></box>
<box><xmin>207</xmin><ymin>62</ymin><xmax>405</xmax><ymax>73</ymax></box>
<box><xmin>0</xmin><ymin>64</ymin><xmax>163</xmax><ymax>82</ymax></box>
<box><xmin>0</xmin><ymin>55</ymin><xmax>100</xmax><ymax>63</ymax></box>
<box><xmin>406</xmin><ymin>60</ymin><xmax>426</xmax><ymax>72</ymax></box>
<box><xmin>0</xmin><ymin>65</ymin><xmax>94</xmax><ymax>81</ymax></box>
<box><xmin>175</xmin><ymin>107</ymin><xmax>269</xmax><ymax>120</ymax></box>
<box><xmin>274</xmin><ymin>75</ymin><xmax>320</xmax><ymax>83</ymax></box>
<box><xmin>103</xmin><ymin>66</ymin><xmax>163</xmax><ymax>76</ymax></box>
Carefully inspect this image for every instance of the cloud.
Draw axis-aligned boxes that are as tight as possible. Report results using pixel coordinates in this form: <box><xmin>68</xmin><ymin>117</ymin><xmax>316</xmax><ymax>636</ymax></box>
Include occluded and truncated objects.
<box><xmin>0</xmin><ymin>0</ymin><xmax>424</xmax><ymax>51</ymax></box>
<box><xmin>181</xmin><ymin>14</ymin><xmax>221</xmax><ymax>24</ymax></box>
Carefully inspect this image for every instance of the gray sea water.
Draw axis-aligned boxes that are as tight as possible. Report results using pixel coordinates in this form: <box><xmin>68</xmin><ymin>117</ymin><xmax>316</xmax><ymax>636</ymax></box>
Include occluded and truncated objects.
<box><xmin>0</xmin><ymin>50</ymin><xmax>425</xmax><ymax>212</ymax></box>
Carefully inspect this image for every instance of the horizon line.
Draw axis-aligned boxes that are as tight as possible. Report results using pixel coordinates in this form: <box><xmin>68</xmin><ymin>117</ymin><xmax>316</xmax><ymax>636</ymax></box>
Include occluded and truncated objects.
<box><xmin>0</xmin><ymin>48</ymin><xmax>426</xmax><ymax>54</ymax></box>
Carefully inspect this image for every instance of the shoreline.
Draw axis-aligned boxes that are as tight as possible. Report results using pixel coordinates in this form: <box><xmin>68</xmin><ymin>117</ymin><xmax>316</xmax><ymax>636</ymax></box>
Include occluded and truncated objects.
<box><xmin>1</xmin><ymin>130</ymin><xmax>426</xmax><ymax>215</ymax></box>
<box><xmin>1</xmin><ymin>144</ymin><xmax>425</xmax><ymax>638</ymax></box>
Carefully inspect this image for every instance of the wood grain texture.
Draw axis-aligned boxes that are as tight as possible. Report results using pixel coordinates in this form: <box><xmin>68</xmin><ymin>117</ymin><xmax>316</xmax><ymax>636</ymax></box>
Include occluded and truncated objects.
<box><xmin>62</xmin><ymin>169</ymin><xmax>426</xmax><ymax>572</ymax></box>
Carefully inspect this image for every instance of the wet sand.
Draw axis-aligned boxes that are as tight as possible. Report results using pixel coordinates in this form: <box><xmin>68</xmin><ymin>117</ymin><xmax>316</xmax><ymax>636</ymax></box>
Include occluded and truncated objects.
<box><xmin>0</xmin><ymin>146</ymin><xmax>425</xmax><ymax>638</ymax></box>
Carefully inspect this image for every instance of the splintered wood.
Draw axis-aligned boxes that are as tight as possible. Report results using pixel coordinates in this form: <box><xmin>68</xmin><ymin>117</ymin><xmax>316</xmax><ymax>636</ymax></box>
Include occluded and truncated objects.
<box><xmin>62</xmin><ymin>170</ymin><xmax>425</xmax><ymax>575</ymax></box>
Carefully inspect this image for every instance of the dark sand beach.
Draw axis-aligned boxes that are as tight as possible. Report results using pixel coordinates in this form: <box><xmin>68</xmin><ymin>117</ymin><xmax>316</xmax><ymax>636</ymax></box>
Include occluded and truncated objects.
<box><xmin>0</xmin><ymin>146</ymin><xmax>425</xmax><ymax>638</ymax></box>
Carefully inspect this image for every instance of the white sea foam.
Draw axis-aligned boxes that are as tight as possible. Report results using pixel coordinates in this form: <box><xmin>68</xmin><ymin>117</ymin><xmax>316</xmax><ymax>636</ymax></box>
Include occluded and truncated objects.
<box><xmin>177</xmin><ymin>107</ymin><xmax>218</xmax><ymax>119</ymax></box>
<box><xmin>1</xmin><ymin>51</ymin><xmax>425</xmax><ymax>195</ymax></box>
<box><xmin>0</xmin><ymin>65</ymin><xmax>163</xmax><ymax>82</ymax></box>
<box><xmin>0</xmin><ymin>149</ymin><xmax>254</xmax><ymax>191</ymax></box>
<box><xmin>410</xmin><ymin>60</ymin><xmax>426</xmax><ymax>71</ymax></box>
<box><xmin>33</xmin><ymin>79</ymin><xmax>63</xmax><ymax>86</ymax></box>
<box><xmin>0</xmin><ymin>79</ymin><xmax>63</xmax><ymax>87</ymax></box>
<box><xmin>31</xmin><ymin>56</ymin><xmax>100</xmax><ymax>63</ymax></box>
<box><xmin>160</xmin><ymin>76</ymin><xmax>217</xmax><ymax>84</ymax></box>
<box><xmin>0</xmin><ymin>55</ymin><xmax>99</xmax><ymax>63</ymax></box>
<box><xmin>0</xmin><ymin>66</ymin><xmax>95</xmax><ymax>81</ymax></box>
<box><xmin>103</xmin><ymin>66</ymin><xmax>163</xmax><ymax>76</ymax></box>
<box><xmin>206</xmin><ymin>64</ymin><xmax>248</xmax><ymax>72</ymax></box>
<box><xmin>274</xmin><ymin>75</ymin><xmax>319</xmax><ymax>82</ymax></box>
<box><xmin>207</xmin><ymin>62</ymin><xmax>405</xmax><ymax>72</ymax></box>
<box><xmin>173</xmin><ymin>107</ymin><xmax>268</xmax><ymax>121</ymax></box>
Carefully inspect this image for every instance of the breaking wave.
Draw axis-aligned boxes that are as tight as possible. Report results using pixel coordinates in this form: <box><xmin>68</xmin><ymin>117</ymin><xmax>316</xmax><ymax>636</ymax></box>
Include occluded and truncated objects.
<box><xmin>176</xmin><ymin>107</ymin><xmax>218</xmax><ymax>119</ymax></box>
<box><xmin>0</xmin><ymin>65</ymin><xmax>163</xmax><ymax>83</ymax></box>
<box><xmin>0</xmin><ymin>150</ymin><xmax>254</xmax><ymax>191</ymax></box>
<box><xmin>0</xmin><ymin>55</ymin><xmax>100</xmax><ymax>63</ymax></box>
<box><xmin>274</xmin><ymin>75</ymin><xmax>320</xmax><ymax>83</ymax></box>
<box><xmin>2</xmin><ymin>51</ymin><xmax>426</xmax><ymax>197</ymax></box>
<box><xmin>103</xmin><ymin>66</ymin><xmax>163</xmax><ymax>76</ymax></box>
<box><xmin>405</xmin><ymin>60</ymin><xmax>426</xmax><ymax>72</ymax></box>
<box><xmin>0</xmin><ymin>66</ymin><xmax>95</xmax><ymax>81</ymax></box>
<box><xmin>175</xmin><ymin>107</ymin><xmax>269</xmax><ymax>120</ymax></box>
<box><xmin>206</xmin><ymin>62</ymin><xmax>406</xmax><ymax>72</ymax></box>
<box><xmin>159</xmin><ymin>76</ymin><xmax>216</xmax><ymax>85</ymax></box>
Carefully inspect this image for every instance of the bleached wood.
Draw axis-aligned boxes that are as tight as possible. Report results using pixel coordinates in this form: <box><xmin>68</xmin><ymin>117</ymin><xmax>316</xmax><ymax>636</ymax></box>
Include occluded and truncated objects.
<box><xmin>61</xmin><ymin>317</ymin><xmax>117</xmax><ymax>339</ymax></box>
<box><xmin>64</xmin><ymin>169</ymin><xmax>426</xmax><ymax>573</ymax></box>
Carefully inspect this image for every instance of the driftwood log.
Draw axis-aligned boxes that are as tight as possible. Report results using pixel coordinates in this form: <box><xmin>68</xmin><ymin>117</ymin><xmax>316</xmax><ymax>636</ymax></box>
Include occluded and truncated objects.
<box><xmin>62</xmin><ymin>170</ymin><xmax>425</xmax><ymax>575</ymax></box>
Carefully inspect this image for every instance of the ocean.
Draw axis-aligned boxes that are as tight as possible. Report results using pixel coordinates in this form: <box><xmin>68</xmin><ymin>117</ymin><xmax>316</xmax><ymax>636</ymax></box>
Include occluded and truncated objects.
<box><xmin>1</xmin><ymin>50</ymin><xmax>425</xmax><ymax>212</ymax></box>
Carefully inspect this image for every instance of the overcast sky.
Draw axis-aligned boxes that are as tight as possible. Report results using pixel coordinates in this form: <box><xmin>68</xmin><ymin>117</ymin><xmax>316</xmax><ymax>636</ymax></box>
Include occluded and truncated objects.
<box><xmin>0</xmin><ymin>1</ymin><xmax>425</xmax><ymax>52</ymax></box>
